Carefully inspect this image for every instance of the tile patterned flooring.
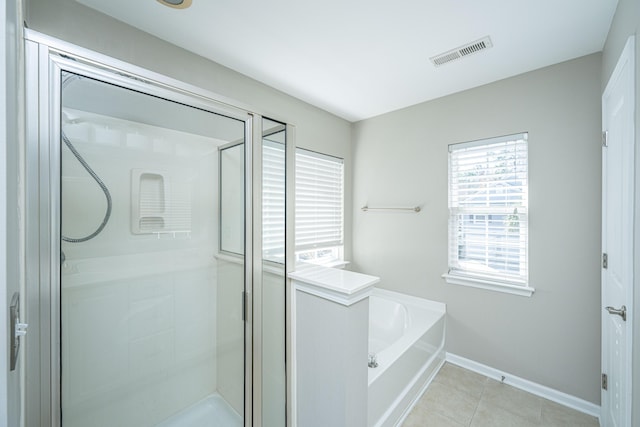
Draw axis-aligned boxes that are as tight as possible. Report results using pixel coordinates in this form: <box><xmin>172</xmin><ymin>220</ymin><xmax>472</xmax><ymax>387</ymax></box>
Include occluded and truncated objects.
<box><xmin>402</xmin><ymin>363</ymin><xmax>600</xmax><ymax>427</ymax></box>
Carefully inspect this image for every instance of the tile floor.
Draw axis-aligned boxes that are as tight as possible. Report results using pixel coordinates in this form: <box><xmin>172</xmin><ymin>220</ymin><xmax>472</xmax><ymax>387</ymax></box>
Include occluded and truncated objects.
<box><xmin>402</xmin><ymin>363</ymin><xmax>600</xmax><ymax>427</ymax></box>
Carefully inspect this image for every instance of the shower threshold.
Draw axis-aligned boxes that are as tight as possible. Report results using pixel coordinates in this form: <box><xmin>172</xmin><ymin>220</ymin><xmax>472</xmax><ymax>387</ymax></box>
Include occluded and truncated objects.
<box><xmin>156</xmin><ymin>393</ymin><xmax>242</xmax><ymax>427</ymax></box>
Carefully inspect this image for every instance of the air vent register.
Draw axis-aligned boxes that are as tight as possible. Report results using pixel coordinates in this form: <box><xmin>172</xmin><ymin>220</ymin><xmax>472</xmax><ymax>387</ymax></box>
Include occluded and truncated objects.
<box><xmin>430</xmin><ymin>36</ymin><xmax>493</xmax><ymax>67</ymax></box>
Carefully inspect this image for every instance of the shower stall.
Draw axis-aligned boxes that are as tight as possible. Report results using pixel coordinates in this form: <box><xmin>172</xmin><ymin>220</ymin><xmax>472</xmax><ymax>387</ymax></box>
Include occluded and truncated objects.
<box><xmin>24</xmin><ymin>33</ymin><xmax>289</xmax><ymax>427</ymax></box>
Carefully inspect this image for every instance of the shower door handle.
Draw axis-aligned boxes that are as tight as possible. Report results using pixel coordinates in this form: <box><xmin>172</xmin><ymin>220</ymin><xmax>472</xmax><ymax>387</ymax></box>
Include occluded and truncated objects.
<box><xmin>9</xmin><ymin>292</ymin><xmax>28</xmax><ymax>371</ymax></box>
<box><xmin>605</xmin><ymin>305</ymin><xmax>626</xmax><ymax>321</ymax></box>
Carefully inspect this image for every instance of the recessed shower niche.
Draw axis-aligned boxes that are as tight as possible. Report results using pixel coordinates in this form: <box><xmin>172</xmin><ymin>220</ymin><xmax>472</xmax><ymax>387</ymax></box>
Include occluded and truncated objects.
<box><xmin>131</xmin><ymin>169</ymin><xmax>193</xmax><ymax>235</ymax></box>
<box><xmin>133</xmin><ymin>170</ymin><xmax>167</xmax><ymax>233</ymax></box>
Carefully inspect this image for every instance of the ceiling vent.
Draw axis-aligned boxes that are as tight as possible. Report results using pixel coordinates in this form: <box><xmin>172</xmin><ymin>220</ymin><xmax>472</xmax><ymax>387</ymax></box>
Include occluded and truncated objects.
<box><xmin>430</xmin><ymin>36</ymin><xmax>493</xmax><ymax>67</ymax></box>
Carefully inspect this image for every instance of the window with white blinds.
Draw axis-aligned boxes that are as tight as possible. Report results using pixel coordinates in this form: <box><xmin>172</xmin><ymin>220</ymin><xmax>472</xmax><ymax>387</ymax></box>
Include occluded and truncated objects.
<box><xmin>262</xmin><ymin>138</ymin><xmax>286</xmax><ymax>263</ymax></box>
<box><xmin>295</xmin><ymin>148</ymin><xmax>344</xmax><ymax>254</ymax></box>
<box><xmin>446</xmin><ymin>133</ymin><xmax>530</xmax><ymax>292</ymax></box>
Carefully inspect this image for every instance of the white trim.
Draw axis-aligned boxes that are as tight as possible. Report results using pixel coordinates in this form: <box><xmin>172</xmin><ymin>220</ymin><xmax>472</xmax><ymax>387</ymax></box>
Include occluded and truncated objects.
<box><xmin>445</xmin><ymin>353</ymin><xmax>601</xmax><ymax>419</ymax></box>
<box><xmin>319</xmin><ymin>259</ymin><xmax>350</xmax><ymax>269</ymax></box>
<box><xmin>298</xmin><ymin>259</ymin><xmax>350</xmax><ymax>269</ymax></box>
<box><xmin>449</xmin><ymin>131</ymin><xmax>528</xmax><ymax>152</ymax></box>
<box><xmin>442</xmin><ymin>273</ymin><xmax>534</xmax><ymax>297</ymax></box>
<box><xmin>292</xmin><ymin>281</ymin><xmax>373</xmax><ymax>306</ymax></box>
<box><xmin>288</xmin><ymin>265</ymin><xmax>379</xmax><ymax>306</ymax></box>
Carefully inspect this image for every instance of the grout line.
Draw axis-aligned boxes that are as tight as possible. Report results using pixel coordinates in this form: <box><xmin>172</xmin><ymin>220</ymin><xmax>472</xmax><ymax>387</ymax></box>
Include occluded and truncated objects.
<box><xmin>467</xmin><ymin>374</ymin><xmax>487</xmax><ymax>427</ymax></box>
<box><xmin>435</xmin><ymin>362</ymin><xmax>485</xmax><ymax>427</ymax></box>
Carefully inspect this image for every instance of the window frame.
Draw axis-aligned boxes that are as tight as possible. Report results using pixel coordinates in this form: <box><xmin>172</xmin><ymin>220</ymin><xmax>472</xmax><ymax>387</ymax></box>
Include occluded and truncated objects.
<box><xmin>443</xmin><ymin>132</ymin><xmax>534</xmax><ymax>297</ymax></box>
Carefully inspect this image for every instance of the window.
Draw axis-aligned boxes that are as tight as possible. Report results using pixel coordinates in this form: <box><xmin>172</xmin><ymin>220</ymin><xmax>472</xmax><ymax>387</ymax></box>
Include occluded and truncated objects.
<box><xmin>444</xmin><ymin>132</ymin><xmax>532</xmax><ymax>296</ymax></box>
<box><xmin>262</xmin><ymin>136</ymin><xmax>286</xmax><ymax>263</ymax></box>
<box><xmin>261</xmin><ymin>144</ymin><xmax>344</xmax><ymax>266</ymax></box>
<box><xmin>295</xmin><ymin>148</ymin><xmax>344</xmax><ymax>265</ymax></box>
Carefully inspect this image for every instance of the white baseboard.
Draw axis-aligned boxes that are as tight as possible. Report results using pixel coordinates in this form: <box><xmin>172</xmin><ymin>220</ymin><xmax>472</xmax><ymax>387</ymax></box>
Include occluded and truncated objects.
<box><xmin>445</xmin><ymin>353</ymin><xmax>601</xmax><ymax>419</ymax></box>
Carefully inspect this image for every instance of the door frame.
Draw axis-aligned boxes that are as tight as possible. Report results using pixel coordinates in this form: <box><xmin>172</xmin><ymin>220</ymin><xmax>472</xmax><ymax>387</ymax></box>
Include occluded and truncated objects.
<box><xmin>2</xmin><ymin>0</ymin><xmax>24</xmax><ymax>426</ymax></box>
<box><xmin>601</xmin><ymin>35</ymin><xmax>635</xmax><ymax>427</ymax></box>
<box><xmin>23</xmin><ymin>29</ymin><xmax>272</xmax><ymax>427</ymax></box>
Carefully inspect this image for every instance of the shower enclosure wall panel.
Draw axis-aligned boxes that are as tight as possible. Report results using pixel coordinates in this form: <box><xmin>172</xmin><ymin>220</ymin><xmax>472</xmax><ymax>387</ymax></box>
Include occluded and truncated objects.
<box><xmin>61</xmin><ymin>110</ymin><xmax>219</xmax><ymax>256</ymax></box>
<box><xmin>60</xmin><ymin>108</ymin><xmax>224</xmax><ymax>426</ymax></box>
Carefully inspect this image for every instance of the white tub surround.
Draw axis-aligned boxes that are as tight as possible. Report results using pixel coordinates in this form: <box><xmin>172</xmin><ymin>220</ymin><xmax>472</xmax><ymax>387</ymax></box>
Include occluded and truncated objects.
<box><xmin>289</xmin><ymin>264</ymin><xmax>379</xmax><ymax>306</ymax></box>
<box><xmin>368</xmin><ymin>289</ymin><xmax>446</xmax><ymax>427</ymax></box>
<box><xmin>290</xmin><ymin>265</ymin><xmax>379</xmax><ymax>427</ymax></box>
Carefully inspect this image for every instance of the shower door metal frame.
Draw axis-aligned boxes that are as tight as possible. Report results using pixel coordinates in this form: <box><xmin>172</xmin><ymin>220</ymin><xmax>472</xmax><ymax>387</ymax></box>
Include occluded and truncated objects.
<box><xmin>24</xmin><ymin>29</ymin><xmax>266</xmax><ymax>427</ymax></box>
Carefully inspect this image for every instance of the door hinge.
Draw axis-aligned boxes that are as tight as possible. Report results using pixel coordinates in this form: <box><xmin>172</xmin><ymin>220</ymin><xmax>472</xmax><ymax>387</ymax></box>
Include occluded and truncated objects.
<box><xmin>602</xmin><ymin>373</ymin><xmax>608</xmax><ymax>390</ymax></box>
<box><xmin>602</xmin><ymin>130</ymin><xmax>609</xmax><ymax>148</ymax></box>
<box><xmin>603</xmin><ymin>253</ymin><xmax>608</xmax><ymax>269</ymax></box>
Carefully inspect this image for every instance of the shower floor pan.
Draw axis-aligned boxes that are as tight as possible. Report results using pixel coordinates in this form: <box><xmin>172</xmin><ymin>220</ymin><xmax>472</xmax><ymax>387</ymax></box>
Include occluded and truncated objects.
<box><xmin>156</xmin><ymin>394</ymin><xmax>242</xmax><ymax>427</ymax></box>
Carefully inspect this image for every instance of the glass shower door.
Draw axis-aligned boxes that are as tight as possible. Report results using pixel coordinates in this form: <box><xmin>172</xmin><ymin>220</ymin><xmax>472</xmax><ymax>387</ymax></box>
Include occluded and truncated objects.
<box><xmin>60</xmin><ymin>71</ymin><xmax>247</xmax><ymax>427</ymax></box>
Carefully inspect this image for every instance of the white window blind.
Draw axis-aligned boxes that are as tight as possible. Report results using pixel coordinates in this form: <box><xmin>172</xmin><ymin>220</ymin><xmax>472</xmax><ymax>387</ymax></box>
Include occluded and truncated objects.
<box><xmin>263</xmin><ymin>139</ymin><xmax>286</xmax><ymax>262</ymax></box>
<box><xmin>295</xmin><ymin>148</ymin><xmax>344</xmax><ymax>251</ymax></box>
<box><xmin>448</xmin><ymin>133</ymin><xmax>529</xmax><ymax>287</ymax></box>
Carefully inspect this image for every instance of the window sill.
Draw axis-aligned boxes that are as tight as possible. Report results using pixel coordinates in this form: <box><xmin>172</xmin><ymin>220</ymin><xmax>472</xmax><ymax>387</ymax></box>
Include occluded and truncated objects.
<box><xmin>442</xmin><ymin>273</ymin><xmax>534</xmax><ymax>297</ymax></box>
<box><xmin>298</xmin><ymin>259</ymin><xmax>350</xmax><ymax>269</ymax></box>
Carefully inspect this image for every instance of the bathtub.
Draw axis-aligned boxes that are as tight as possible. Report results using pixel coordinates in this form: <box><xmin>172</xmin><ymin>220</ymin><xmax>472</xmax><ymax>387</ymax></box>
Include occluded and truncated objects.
<box><xmin>368</xmin><ymin>288</ymin><xmax>446</xmax><ymax>427</ymax></box>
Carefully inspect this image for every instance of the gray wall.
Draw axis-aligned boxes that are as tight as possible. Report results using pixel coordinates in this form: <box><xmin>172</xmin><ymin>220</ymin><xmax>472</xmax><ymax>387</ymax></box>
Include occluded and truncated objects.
<box><xmin>24</xmin><ymin>0</ymin><xmax>354</xmax><ymax>261</ymax></box>
<box><xmin>352</xmin><ymin>53</ymin><xmax>603</xmax><ymax>404</ymax></box>
<box><xmin>602</xmin><ymin>0</ymin><xmax>640</xmax><ymax>423</ymax></box>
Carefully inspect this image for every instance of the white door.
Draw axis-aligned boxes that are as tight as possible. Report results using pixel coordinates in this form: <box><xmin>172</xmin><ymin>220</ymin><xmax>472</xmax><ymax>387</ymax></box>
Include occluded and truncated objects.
<box><xmin>601</xmin><ymin>36</ymin><xmax>635</xmax><ymax>427</ymax></box>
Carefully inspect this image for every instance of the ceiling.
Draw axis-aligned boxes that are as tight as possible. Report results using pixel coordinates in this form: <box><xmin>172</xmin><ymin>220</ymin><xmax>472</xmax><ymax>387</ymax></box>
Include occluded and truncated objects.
<box><xmin>76</xmin><ymin>0</ymin><xmax>618</xmax><ymax>122</ymax></box>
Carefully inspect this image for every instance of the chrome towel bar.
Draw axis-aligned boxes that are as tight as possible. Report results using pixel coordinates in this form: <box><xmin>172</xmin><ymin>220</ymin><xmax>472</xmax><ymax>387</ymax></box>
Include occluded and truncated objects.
<box><xmin>361</xmin><ymin>205</ymin><xmax>421</xmax><ymax>213</ymax></box>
